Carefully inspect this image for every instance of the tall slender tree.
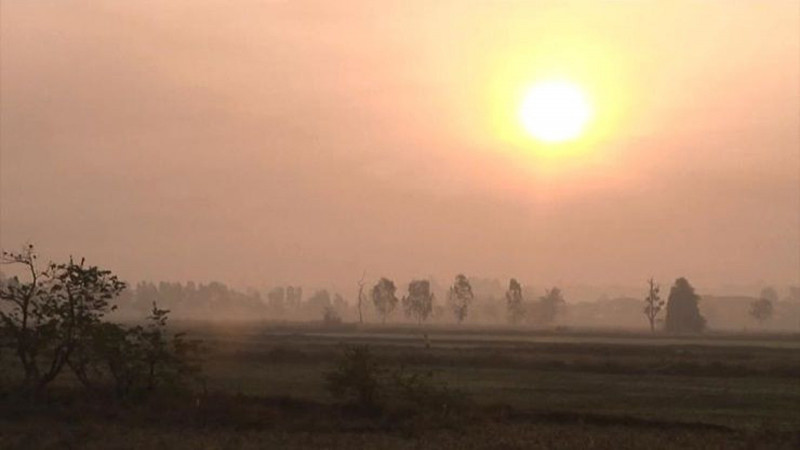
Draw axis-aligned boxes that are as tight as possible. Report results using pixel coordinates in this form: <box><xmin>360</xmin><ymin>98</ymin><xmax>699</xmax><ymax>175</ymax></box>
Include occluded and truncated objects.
<box><xmin>643</xmin><ymin>278</ymin><xmax>664</xmax><ymax>333</ymax></box>
<box><xmin>506</xmin><ymin>278</ymin><xmax>525</xmax><ymax>325</ymax></box>
<box><xmin>447</xmin><ymin>274</ymin><xmax>474</xmax><ymax>324</ymax></box>
<box><xmin>356</xmin><ymin>271</ymin><xmax>366</xmax><ymax>324</ymax></box>
<box><xmin>537</xmin><ymin>287</ymin><xmax>565</xmax><ymax>326</ymax></box>
<box><xmin>403</xmin><ymin>279</ymin><xmax>434</xmax><ymax>325</ymax></box>
<box><xmin>371</xmin><ymin>278</ymin><xmax>398</xmax><ymax>324</ymax></box>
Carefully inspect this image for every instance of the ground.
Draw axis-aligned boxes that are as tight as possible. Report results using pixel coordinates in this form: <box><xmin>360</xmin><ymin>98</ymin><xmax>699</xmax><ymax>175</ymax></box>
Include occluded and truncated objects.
<box><xmin>1</xmin><ymin>324</ymin><xmax>799</xmax><ymax>449</ymax></box>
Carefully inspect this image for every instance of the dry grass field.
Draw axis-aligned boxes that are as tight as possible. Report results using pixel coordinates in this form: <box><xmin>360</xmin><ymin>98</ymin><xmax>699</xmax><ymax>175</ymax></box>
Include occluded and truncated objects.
<box><xmin>2</xmin><ymin>324</ymin><xmax>799</xmax><ymax>449</ymax></box>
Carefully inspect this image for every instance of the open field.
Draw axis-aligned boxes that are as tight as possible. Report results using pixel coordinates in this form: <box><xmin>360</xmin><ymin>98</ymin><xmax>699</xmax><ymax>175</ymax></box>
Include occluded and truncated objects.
<box><xmin>2</xmin><ymin>324</ymin><xmax>799</xmax><ymax>449</ymax></box>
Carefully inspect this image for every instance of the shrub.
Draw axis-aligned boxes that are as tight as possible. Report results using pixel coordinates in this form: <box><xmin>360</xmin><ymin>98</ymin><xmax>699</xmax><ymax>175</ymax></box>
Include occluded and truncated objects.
<box><xmin>324</xmin><ymin>344</ymin><xmax>469</xmax><ymax>420</ymax></box>
<box><xmin>70</xmin><ymin>302</ymin><xmax>203</xmax><ymax>398</ymax></box>
<box><xmin>325</xmin><ymin>345</ymin><xmax>384</xmax><ymax>411</ymax></box>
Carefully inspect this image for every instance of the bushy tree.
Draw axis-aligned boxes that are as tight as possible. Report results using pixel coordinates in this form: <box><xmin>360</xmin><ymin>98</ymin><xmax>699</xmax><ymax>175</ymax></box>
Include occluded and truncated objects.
<box><xmin>447</xmin><ymin>274</ymin><xmax>474</xmax><ymax>324</ymax></box>
<box><xmin>759</xmin><ymin>287</ymin><xmax>779</xmax><ymax>303</ymax></box>
<box><xmin>403</xmin><ymin>279</ymin><xmax>434</xmax><ymax>325</ymax></box>
<box><xmin>505</xmin><ymin>278</ymin><xmax>525</xmax><ymax>325</ymax></box>
<box><xmin>665</xmin><ymin>277</ymin><xmax>706</xmax><ymax>333</ymax></box>
<box><xmin>1</xmin><ymin>245</ymin><xmax>202</xmax><ymax>399</ymax></box>
<box><xmin>537</xmin><ymin>287</ymin><xmax>566</xmax><ymax>326</ymax></box>
<box><xmin>643</xmin><ymin>278</ymin><xmax>664</xmax><ymax>333</ymax></box>
<box><xmin>307</xmin><ymin>289</ymin><xmax>332</xmax><ymax>315</ymax></box>
<box><xmin>372</xmin><ymin>278</ymin><xmax>398</xmax><ymax>324</ymax></box>
<box><xmin>749</xmin><ymin>298</ymin><xmax>774</xmax><ymax>327</ymax></box>
<box><xmin>788</xmin><ymin>286</ymin><xmax>800</xmax><ymax>303</ymax></box>
<box><xmin>286</xmin><ymin>286</ymin><xmax>303</xmax><ymax>309</ymax></box>
<box><xmin>70</xmin><ymin>302</ymin><xmax>203</xmax><ymax>398</ymax></box>
<box><xmin>0</xmin><ymin>246</ymin><xmax>125</xmax><ymax>395</ymax></box>
<box><xmin>323</xmin><ymin>306</ymin><xmax>342</xmax><ymax>326</ymax></box>
<box><xmin>267</xmin><ymin>286</ymin><xmax>286</xmax><ymax>316</ymax></box>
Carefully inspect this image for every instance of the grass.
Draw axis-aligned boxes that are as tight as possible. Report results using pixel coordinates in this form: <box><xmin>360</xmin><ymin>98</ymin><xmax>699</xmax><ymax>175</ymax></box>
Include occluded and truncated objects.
<box><xmin>1</xmin><ymin>324</ymin><xmax>799</xmax><ymax>448</ymax></box>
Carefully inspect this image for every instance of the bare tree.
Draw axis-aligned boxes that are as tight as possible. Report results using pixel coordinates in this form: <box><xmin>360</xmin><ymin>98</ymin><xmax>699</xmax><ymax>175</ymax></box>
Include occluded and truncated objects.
<box><xmin>357</xmin><ymin>271</ymin><xmax>366</xmax><ymax>324</ymax></box>
<box><xmin>643</xmin><ymin>278</ymin><xmax>664</xmax><ymax>333</ymax></box>
<box><xmin>447</xmin><ymin>274</ymin><xmax>474</xmax><ymax>324</ymax></box>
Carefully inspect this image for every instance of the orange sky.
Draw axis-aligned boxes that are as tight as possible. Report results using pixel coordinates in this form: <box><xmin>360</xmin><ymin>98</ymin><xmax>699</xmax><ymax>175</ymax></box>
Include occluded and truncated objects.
<box><xmin>1</xmin><ymin>1</ymin><xmax>798</xmax><ymax>295</ymax></box>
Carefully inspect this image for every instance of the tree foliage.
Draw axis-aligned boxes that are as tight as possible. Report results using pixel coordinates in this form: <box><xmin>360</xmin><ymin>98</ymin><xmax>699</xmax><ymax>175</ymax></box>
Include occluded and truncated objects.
<box><xmin>759</xmin><ymin>287</ymin><xmax>779</xmax><ymax>304</ymax></box>
<box><xmin>403</xmin><ymin>279</ymin><xmax>434</xmax><ymax>324</ymax></box>
<box><xmin>505</xmin><ymin>278</ymin><xmax>525</xmax><ymax>325</ymax></box>
<box><xmin>537</xmin><ymin>287</ymin><xmax>565</xmax><ymax>326</ymax></box>
<box><xmin>749</xmin><ymin>298</ymin><xmax>773</xmax><ymax>326</ymax></box>
<box><xmin>447</xmin><ymin>274</ymin><xmax>474</xmax><ymax>324</ymax></box>
<box><xmin>325</xmin><ymin>345</ymin><xmax>467</xmax><ymax>416</ymax></box>
<box><xmin>664</xmin><ymin>277</ymin><xmax>706</xmax><ymax>333</ymax></box>
<box><xmin>0</xmin><ymin>245</ymin><xmax>202</xmax><ymax>399</ymax></box>
<box><xmin>70</xmin><ymin>302</ymin><xmax>202</xmax><ymax>398</ymax></box>
<box><xmin>325</xmin><ymin>345</ymin><xmax>384</xmax><ymax>411</ymax></box>
<box><xmin>371</xmin><ymin>278</ymin><xmax>398</xmax><ymax>324</ymax></box>
<box><xmin>643</xmin><ymin>278</ymin><xmax>664</xmax><ymax>333</ymax></box>
<box><xmin>0</xmin><ymin>246</ymin><xmax>125</xmax><ymax>395</ymax></box>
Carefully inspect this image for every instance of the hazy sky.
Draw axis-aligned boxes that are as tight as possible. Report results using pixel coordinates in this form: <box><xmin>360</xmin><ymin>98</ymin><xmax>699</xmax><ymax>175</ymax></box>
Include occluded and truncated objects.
<box><xmin>1</xmin><ymin>1</ymin><xmax>798</xmax><ymax>293</ymax></box>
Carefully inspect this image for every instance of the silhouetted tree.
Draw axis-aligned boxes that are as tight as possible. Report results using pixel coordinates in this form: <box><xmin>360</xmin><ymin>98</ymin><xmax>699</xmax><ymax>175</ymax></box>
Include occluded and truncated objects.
<box><xmin>0</xmin><ymin>246</ymin><xmax>125</xmax><ymax>395</ymax></box>
<box><xmin>323</xmin><ymin>306</ymin><xmax>342</xmax><ymax>326</ymax></box>
<box><xmin>665</xmin><ymin>277</ymin><xmax>706</xmax><ymax>333</ymax></box>
<box><xmin>286</xmin><ymin>286</ymin><xmax>303</xmax><ymax>310</ymax></box>
<box><xmin>749</xmin><ymin>298</ymin><xmax>774</xmax><ymax>327</ymax></box>
<box><xmin>537</xmin><ymin>287</ymin><xmax>565</xmax><ymax>326</ymax></box>
<box><xmin>403</xmin><ymin>279</ymin><xmax>434</xmax><ymax>325</ymax></box>
<box><xmin>759</xmin><ymin>287</ymin><xmax>779</xmax><ymax>303</ymax></box>
<box><xmin>371</xmin><ymin>278</ymin><xmax>398</xmax><ymax>324</ymax></box>
<box><xmin>307</xmin><ymin>289</ymin><xmax>332</xmax><ymax>316</ymax></box>
<box><xmin>788</xmin><ymin>286</ymin><xmax>800</xmax><ymax>303</ymax></box>
<box><xmin>333</xmin><ymin>293</ymin><xmax>346</xmax><ymax>309</ymax></box>
<box><xmin>356</xmin><ymin>272</ymin><xmax>366</xmax><ymax>324</ymax></box>
<box><xmin>643</xmin><ymin>278</ymin><xmax>664</xmax><ymax>333</ymax></box>
<box><xmin>70</xmin><ymin>302</ymin><xmax>203</xmax><ymax>398</ymax></box>
<box><xmin>505</xmin><ymin>279</ymin><xmax>525</xmax><ymax>325</ymax></box>
<box><xmin>267</xmin><ymin>286</ymin><xmax>286</xmax><ymax>316</ymax></box>
<box><xmin>447</xmin><ymin>274</ymin><xmax>474</xmax><ymax>324</ymax></box>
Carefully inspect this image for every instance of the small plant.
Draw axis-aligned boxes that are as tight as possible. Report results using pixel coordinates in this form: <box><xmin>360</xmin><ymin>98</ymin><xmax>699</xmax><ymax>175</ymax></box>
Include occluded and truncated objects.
<box><xmin>325</xmin><ymin>345</ymin><xmax>384</xmax><ymax>411</ymax></box>
<box><xmin>325</xmin><ymin>344</ymin><xmax>470</xmax><ymax>421</ymax></box>
<box><xmin>390</xmin><ymin>366</ymin><xmax>467</xmax><ymax>417</ymax></box>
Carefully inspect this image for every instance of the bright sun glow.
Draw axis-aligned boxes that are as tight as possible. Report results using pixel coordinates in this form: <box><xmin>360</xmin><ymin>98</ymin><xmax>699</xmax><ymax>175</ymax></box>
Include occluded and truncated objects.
<box><xmin>519</xmin><ymin>81</ymin><xmax>592</xmax><ymax>143</ymax></box>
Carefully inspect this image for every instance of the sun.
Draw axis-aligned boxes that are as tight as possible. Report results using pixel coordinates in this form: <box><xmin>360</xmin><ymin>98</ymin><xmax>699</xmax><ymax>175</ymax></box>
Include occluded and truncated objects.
<box><xmin>519</xmin><ymin>81</ymin><xmax>592</xmax><ymax>143</ymax></box>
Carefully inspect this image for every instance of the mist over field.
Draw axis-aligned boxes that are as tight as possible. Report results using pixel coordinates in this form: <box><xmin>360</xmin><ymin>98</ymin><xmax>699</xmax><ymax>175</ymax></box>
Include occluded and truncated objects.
<box><xmin>1</xmin><ymin>1</ymin><xmax>798</xmax><ymax>293</ymax></box>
